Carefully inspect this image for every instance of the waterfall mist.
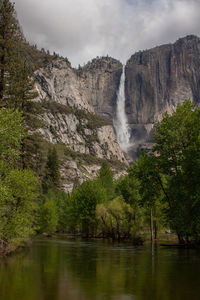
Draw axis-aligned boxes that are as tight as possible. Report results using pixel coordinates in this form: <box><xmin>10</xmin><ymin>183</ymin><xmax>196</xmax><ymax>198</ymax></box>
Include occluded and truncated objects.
<box><xmin>113</xmin><ymin>66</ymin><xmax>130</xmax><ymax>153</ymax></box>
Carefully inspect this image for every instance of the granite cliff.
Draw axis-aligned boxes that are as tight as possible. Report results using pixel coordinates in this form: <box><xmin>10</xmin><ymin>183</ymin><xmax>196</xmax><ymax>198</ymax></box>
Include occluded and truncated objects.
<box><xmin>125</xmin><ymin>35</ymin><xmax>200</xmax><ymax>154</ymax></box>
<box><xmin>34</xmin><ymin>58</ymin><xmax>126</xmax><ymax>192</ymax></box>
<box><xmin>32</xmin><ymin>35</ymin><xmax>200</xmax><ymax>191</ymax></box>
<box><xmin>77</xmin><ymin>57</ymin><xmax>122</xmax><ymax>120</ymax></box>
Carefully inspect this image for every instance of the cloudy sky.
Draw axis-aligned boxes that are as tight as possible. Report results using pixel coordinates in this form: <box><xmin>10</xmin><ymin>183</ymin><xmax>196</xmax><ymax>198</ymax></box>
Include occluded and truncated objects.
<box><xmin>14</xmin><ymin>0</ymin><xmax>200</xmax><ymax>67</ymax></box>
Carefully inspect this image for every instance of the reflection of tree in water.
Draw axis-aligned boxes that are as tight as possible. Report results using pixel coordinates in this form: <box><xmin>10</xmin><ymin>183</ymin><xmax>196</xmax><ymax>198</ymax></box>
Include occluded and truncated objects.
<box><xmin>1</xmin><ymin>240</ymin><xmax>200</xmax><ymax>300</ymax></box>
<box><xmin>56</xmin><ymin>241</ymin><xmax>200</xmax><ymax>300</ymax></box>
<box><xmin>0</xmin><ymin>242</ymin><xmax>63</xmax><ymax>300</ymax></box>
<box><xmin>37</xmin><ymin>242</ymin><xmax>62</xmax><ymax>300</ymax></box>
<box><xmin>63</xmin><ymin>240</ymin><xmax>149</xmax><ymax>299</ymax></box>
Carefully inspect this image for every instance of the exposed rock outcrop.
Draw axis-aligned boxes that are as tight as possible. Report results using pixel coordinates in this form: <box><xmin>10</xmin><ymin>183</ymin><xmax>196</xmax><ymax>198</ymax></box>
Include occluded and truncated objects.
<box><xmin>39</xmin><ymin>109</ymin><xmax>126</xmax><ymax>163</ymax></box>
<box><xmin>34</xmin><ymin>58</ymin><xmax>127</xmax><ymax>192</ymax></box>
<box><xmin>125</xmin><ymin>35</ymin><xmax>200</xmax><ymax>153</ymax></box>
<box><xmin>35</xmin><ymin>59</ymin><xmax>94</xmax><ymax>112</ymax></box>
<box><xmin>78</xmin><ymin>57</ymin><xmax>122</xmax><ymax>120</ymax></box>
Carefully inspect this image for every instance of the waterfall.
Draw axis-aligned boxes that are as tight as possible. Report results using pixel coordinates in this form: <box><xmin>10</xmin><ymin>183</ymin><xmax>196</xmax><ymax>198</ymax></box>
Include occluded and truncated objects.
<box><xmin>113</xmin><ymin>65</ymin><xmax>130</xmax><ymax>153</ymax></box>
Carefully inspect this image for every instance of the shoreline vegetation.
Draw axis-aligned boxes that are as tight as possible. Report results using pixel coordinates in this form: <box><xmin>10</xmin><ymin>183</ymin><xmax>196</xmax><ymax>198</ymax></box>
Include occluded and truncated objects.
<box><xmin>1</xmin><ymin>0</ymin><xmax>200</xmax><ymax>255</ymax></box>
<box><xmin>37</xmin><ymin>233</ymin><xmax>200</xmax><ymax>249</ymax></box>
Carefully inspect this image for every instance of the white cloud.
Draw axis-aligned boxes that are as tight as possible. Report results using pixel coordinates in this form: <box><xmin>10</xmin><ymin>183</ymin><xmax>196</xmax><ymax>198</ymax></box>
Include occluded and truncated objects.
<box><xmin>14</xmin><ymin>0</ymin><xmax>200</xmax><ymax>67</ymax></box>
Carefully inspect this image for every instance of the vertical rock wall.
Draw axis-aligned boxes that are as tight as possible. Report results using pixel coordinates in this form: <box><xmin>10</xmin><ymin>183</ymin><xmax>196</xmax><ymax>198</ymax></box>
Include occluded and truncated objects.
<box><xmin>78</xmin><ymin>57</ymin><xmax>122</xmax><ymax>120</ymax></box>
<box><xmin>125</xmin><ymin>35</ymin><xmax>200</xmax><ymax>152</ymax></box>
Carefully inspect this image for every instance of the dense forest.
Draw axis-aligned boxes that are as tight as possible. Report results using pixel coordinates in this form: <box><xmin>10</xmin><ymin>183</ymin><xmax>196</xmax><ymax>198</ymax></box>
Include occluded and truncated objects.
<box><xmin>0</xmin><ymin>0</ymin><xmax>200</xmax><ymax>255</ymax></box>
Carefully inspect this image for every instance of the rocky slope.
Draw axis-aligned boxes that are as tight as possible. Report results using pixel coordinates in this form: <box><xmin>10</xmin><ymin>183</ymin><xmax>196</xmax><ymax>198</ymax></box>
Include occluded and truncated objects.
<box><xmin>125</xmin><ymin>35</ymin><xmax>200</xmax><ymax>154</ymax></box>
<box><xmin>34</xmin><ymin>58</ymin><xmax>127</xmax><ymax>192</ymax></box>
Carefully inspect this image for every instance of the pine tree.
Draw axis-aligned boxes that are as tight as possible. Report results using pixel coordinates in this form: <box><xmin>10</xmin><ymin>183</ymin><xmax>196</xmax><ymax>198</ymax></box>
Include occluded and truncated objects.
<box><xmin>0</xmin><ymin>0</ymin><xmax>39</xmax><ymax>115</ymax></box>
<box><xmin>0</xmin><ymin>0</ymin><xmax>20</xmax><ymax>106</ymax></box>
<box><xmin>0</xmin><ymin>1</ymin><xmax>44</xmax><ymax>171</ymax></box>
<box><xmin>9</xmin><ymin>57</ymin><xmax>38</xmax><ymax>112</ymax></box>
<box><xmin>43</xmin><ymin>147</ymin><xmax>60</xmax><ymax>192</ymax></box>
<box><xmin>9</xmin><ymin>57</ymin><xmax>44</xmax><ymax>170</ymax></box>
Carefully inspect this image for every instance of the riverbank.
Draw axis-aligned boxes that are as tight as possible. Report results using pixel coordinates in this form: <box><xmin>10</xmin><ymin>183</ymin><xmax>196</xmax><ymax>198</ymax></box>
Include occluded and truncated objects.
<box><xmin>1</xmin><ymin>231</ymin><xmax>197</xmax><ymax>257</ymax></box>
<box><xmin>40</xmin><ymin>231</ymin><xmax>179</xmax><ymax>245</ymax></box>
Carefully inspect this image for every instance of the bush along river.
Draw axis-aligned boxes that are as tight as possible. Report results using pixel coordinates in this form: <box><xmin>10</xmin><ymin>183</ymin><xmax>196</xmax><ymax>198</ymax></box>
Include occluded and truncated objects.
<box><xmin>1</xmin><ymin>237</ymin><xmax>200</xmax><ymax>300</ymax></box>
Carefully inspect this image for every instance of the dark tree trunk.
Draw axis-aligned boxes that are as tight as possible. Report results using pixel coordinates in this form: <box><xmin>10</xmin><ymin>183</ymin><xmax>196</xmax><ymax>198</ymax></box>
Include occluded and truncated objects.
<box><xmin>178</xmin><ymin>234</ymin><xmax>185</xmax><ymax>244</ymax></box>
<box><xmin>150</xmin><ymin>209</ymin><xmax>154</xmax><ymax>242</ymax></box>
<box><xmin>154</xmin><ymin>220</ymin><xmax>158</xmax><ymax>240</ymax></box>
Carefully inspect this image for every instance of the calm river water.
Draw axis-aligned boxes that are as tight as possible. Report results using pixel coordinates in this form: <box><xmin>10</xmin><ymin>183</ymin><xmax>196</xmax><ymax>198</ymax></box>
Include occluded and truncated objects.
<box><xmin>0</xmin><ymin>238</ymin><xmax>200</xmax><ymax>300</ymax></box>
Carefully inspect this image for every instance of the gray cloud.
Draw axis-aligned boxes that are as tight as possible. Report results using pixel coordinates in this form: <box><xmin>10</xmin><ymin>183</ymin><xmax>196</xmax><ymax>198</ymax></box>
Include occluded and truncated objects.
<box><xmin>14</xmin><ymin>0</ymin><xmax>200</xmax><ymax>67</ymax></box>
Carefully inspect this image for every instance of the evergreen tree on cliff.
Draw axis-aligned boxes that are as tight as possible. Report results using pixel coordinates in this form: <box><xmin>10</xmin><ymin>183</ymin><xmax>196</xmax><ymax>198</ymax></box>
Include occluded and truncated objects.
<box><xmin>0</xmin><ymin>0</ymin><xmax>44</xmax><ymax>170</ymax></box>
<box><xmin>0</xmin><ymin>0</ymin><xmax>39</xmax><ymax>114</ymax></box>
<box><xmin>12</xmin><ymin>58</ymin><xmax>43</xmax><ymax>170</ymax></box>
<box><xmin>0</xmin><ymin>0</ymin><xmax>19</xmax><ymax>106</ymax></box>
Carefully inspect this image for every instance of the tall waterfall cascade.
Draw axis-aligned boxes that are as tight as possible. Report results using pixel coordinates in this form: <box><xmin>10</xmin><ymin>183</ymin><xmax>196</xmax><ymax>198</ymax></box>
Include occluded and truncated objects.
<box><xmin>113</xmin><ymin>66</ymin><xmax>130</xmax><ymax>153</ymax></box>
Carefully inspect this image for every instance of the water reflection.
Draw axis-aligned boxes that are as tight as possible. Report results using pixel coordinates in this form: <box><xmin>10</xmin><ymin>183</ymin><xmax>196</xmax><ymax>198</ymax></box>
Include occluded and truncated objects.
<box><xmin>0</xmin><ymin>238</ymin><xmax>200</xmax><ymax>300</ymax></box>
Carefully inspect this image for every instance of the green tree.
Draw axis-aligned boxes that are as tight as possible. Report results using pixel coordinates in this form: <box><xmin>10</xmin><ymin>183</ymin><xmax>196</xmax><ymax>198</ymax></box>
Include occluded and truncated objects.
<box><xmin>116</xmin><ymin>172</ymin><xmax>141</xmax><ymax>208</ymax></box>
<box><xmin>0</xmin><ymin>0</ymin><xmax>20</xmax><ymax>105</ymax></box>
<box><xmin>38</xmin><ymin>189</ymin><xmax>69</xmax><ymax>233</ymax></box>
<box><xmin>9</xmin><ymin>58</ymin><xmax>39</xmax><ymax>119</ymax></box>
<box><xmin>96</xmin><ymin>196</ymin><xmax>143</xmax><ymax>242</ymax></box>
<box><xmin>0</xmin><ymin>169</ymin><xmax>38</xmax><ymax>252</ymax></box>
<box><xmin>0</xmin><ymin>1</ymin><xmax>43</xmax><ymax>171</ymax></box>
<box><xmin>71</xmin><ymin>180</ymin><xmax>107</xmax><ymax>237</ymax></box>
<box><xmin>153</xmin><ymin>100</ymin><xmax>200</xmax><ymax>243</ymax></box>
<box><xmin>0</xmin><ymin>109</ymin><xmax>38</xmax><ymax>253</ymax></box>
<box><xmin>0</xmin><ymin>108</ymin><xmax>24</xmax><ymax>169</ymax></box>
<box><xmin>43</xmin><ymin>147</ymin><xmax>60</xmax><ymax>192</ymax></box>
<box><xmin>115</xmin><ymin>172</ymin><xmax>143</xmax><ymax>235</ymax></box>
<box><xmin>39</xmin><ymin>192</ymin><xmax>58</xmax><ymax>234</ymax></box>
<box><xmin>130</xmin><ymin>153</ymin><xmax>166</xmax><ymax>240</ymax></box>
<box><xmin>98</xmin><ymin>162</ymin><xmax>114</xmax><ymax>199</ymax></box>
<box><xmin>62</xmin><ymin>191</ymin><xmax>80</xmax><ymax>234</ymax></box>
<box><xmin>14</xmin><ymin>60</ymin><xmax>43</xmax><ymax>171</ymax></box>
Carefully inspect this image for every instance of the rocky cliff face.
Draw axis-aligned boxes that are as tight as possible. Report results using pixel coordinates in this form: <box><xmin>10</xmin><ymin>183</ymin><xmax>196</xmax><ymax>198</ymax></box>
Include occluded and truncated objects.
<box><xmin>34</xmin><ymin>57</ymin><xmax>126</xmax><ymax>192</ymax></box>
<box><xmin>33</xmin><ymin>35</ymin><xmax>200</xmax><ymax>191</ymax></box>
<box><xmin>35</xmin><ymin>59</ymin><xmax>94</xmax><ymax>112</ymax></box>
<box><xmin>78</xmin><ymin>58</ymin><xmax>122</xmax><ymax>120</ymax></box>
<box><xmin>125</xmin><ymin>35</ymin><xmax>200</xmax><ymax>153</ymax></box>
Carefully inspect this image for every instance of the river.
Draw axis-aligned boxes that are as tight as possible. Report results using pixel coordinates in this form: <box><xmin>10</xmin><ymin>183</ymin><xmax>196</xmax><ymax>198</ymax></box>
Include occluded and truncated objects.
<box><xmin>0</xmin><ymin>237</ymin><xmax>200</xmax><ymax>300</ymax></box>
